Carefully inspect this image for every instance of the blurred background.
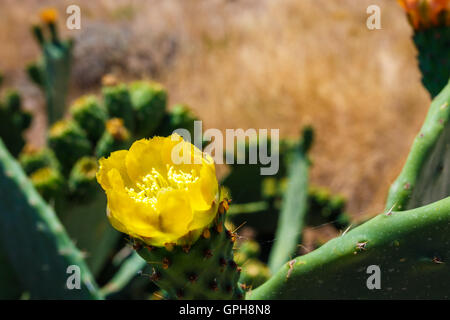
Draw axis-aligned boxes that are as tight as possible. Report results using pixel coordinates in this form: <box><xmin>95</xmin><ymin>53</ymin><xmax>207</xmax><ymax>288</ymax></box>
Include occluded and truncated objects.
<box><xmin>0</xmin><ymin>0</ymin><xmax>430</xmax><ymax>220</ymax></box>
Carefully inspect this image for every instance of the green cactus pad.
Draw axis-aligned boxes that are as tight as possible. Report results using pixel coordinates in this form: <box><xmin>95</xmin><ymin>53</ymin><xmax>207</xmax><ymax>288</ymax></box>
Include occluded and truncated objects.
<box><xmin>249</xmin><ymin>196</ymin><xmax>450</xmax><ymax>299</ymax></box>
<box><xmin>0</xmin><ymin>138</ymin><xmax>102</xmax><ymax>299</ymax></box>
<box><xmin>28</xmin><ymin>19</ymin><xmax>73</xmax><ymax>125</ymax></box>
<box><xmin>386</xmin><ymin>78</ymin><xmax>450</xmax><ymax>211</ymax></box>
<box><xmin>102</xmin><ymin>83</ymin><xmax>135</xmax><ymax>131</ymax></box>
<box><xmin>134</xmin><ymin>204</ymin><xmax>244</xmax><ymax>299</ymax></box>
<box><xmin>129</xmin><ymin>81</ymin><xmax>167</xmax><ymax>137</ymax></box>
<box><xmin>48</xmin><ymin>119</ymin><xmax>92</xmax><ymax>175</ymax></box>
<box><xmin>70</xmin><ymin>95</ymin><xmax>107</xmax><ymax>143</ymax></box>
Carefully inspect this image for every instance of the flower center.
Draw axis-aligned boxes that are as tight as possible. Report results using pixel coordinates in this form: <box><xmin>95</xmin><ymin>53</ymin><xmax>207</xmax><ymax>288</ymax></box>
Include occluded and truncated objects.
<box><xmin>126</xmin><ymin>165</ymin><xmax>199</xmax><ymax>209</ymax></box>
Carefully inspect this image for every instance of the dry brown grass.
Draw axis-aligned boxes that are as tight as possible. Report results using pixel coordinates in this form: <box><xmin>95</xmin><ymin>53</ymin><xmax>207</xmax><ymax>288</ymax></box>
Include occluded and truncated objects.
<box><xmin>0</xmin><ymin>0</ymin><xmax>431</xmax><ymax>218</ymax></box>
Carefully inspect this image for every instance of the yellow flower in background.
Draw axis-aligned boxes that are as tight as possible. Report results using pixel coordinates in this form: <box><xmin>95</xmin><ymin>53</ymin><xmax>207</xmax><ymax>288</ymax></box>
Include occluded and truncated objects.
<box><xmin>397</xmin><ymin>0</ymin><xmax>449</xmax><ymax>29</ymax></box>
<box><xmin>40</xmin><ymin>8</ymin><xmax>58</xmax><ymax>24</ymax></box>
<box><xmin>96</xmin><ymin>134</ymin><xmax>219</xmax><ymax>246</ymax></box>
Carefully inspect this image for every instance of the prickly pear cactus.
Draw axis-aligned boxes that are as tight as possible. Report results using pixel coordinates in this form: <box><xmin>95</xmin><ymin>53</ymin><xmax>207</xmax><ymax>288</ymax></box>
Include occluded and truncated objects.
<box><xmin>135</xmin><ymin>205</ymin><xmax>244</xmax><ymax>299</ymax></box>
<box><xmin>398</xmin><ymin>0</ymin><xmax>450</xmax><ymax>97</ymax></box>
<box><xmin>95</xmin><ymin>135</ymin><xmax>245</xmax><ymax>299</ymax></box>
<box><xmin>0</xmin><ymin>85</ymin><xmax>32</xmax><ymax>157</ymax></box>
<box><xmin>27</xmin><ymin>8</ymin><xmax>73</xmax><ymax>125</ymax></box>
<box><xmin>129</xmin><ymin>80</ymin><xmax>167</xmax><ymax>138</ymax></box>
<box><xmin>70</xmin><ymin>95</ymin><xmax>107</xmax><ymax>144</ymax></box>
<box><xmin>48</xmin><ymin>119</ymin><xmax>92</xmax><ymax>175</ymax></box>
<box><xmin>386</xmin><ymin>79</ymin><xmax>450</xmax><ymax>211</ymax></box>
<box><xmin>0</xmin><ymin>138</ymin><xmax>102</xmax><ymax>299</ymax></box>
<box><xmin>268</xmin><ymin>128</ymin><xmax>312</xmax><ymax>272</ymax></box>
<box><xmin>248</xmin><ymin>196</ymin><xmax>450</xmax><ymax>299</ymax></box>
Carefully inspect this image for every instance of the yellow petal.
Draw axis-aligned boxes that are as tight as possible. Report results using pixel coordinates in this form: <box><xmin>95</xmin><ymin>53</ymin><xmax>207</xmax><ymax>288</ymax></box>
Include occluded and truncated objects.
<box><xmin>97</xmin><ymin>150</ymin><xmax>131</xmax><ymax>190</ymax></box>
<box><xmin>156</xmin><ymin>189</ymin><xmax>193</xmax><ymax>238</ymax></box>
<box><xmin>125</xmin><ymin>138</ymin><xmax>166</xmax><ymax>182</ymax></box>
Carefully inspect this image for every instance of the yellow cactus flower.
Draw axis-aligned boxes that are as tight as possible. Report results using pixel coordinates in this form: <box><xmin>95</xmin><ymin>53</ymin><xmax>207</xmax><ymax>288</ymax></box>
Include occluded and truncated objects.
<box><xmin>40</xmin><ymin>8</ymin><xmax>58</xmax><ymax>24</ymax></box>
<box><xmin>96</xmin><ymin>134</ymin><xmax>220</xmax><ymax>246</ymax></box>
<box><xmin>397</xmin><ymin>0</ymin><xmax>449</xmax><ymax>29</ymax></box>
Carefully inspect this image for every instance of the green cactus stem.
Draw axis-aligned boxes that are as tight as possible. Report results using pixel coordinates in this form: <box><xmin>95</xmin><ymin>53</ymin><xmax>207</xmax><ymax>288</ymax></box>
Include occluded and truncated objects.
<box><xmin>129</xmin><ymin>81</ymin><xmax>167</xmax><ymax>138</ymax></box>
<box><xmin>268</xmin><ymin>128</ymin><xmax>312</xmax><ymax>272</ymax></box>
<box><xmin>100</xmin><ymin>251</ymin><xmax>148</xmax><ymax>298</ymax></box>
<box><xmin>0</xmin><ymin>138</ymin><xmax>102</xmax><ymax>299</ymax></box>
<box><xmin>386</xmin><ymin>78</ymin><xmax>450</xmax><ymax>211</ymax></box>
<box><xmin>248</xmin><ymin>196</ymin><xmax>450</xmax><ymax>299</ymax></box>
<box><xmin>28</xmin><ymin>11</ymin><xmax>73</xmax><ymax>125</ymax></box>
<box><xmin>0</xmin><ymin>89</ymin><xmax>32</xmax><ymax>157</ymax></box>
<box><xmin>70</xmin><ymin>95</ymin><xmax>107</xmax><ymax>144</ymax></box>
<box><xmin>134</xmin><ymin>200</ymin><xmax>244</xmax><ymax>299</ymax></box>
<box><xmin>48</xmin><ymin>119</ymin><xmax>92</xmax><ymax>175</ymax></box>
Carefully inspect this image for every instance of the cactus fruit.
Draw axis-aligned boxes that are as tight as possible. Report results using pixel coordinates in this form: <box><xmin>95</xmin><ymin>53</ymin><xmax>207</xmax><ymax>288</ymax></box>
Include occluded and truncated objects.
<box><xmin>248</xmin><ymin>196</ymin><xmax>450</xmax><ymax>299</ymax></box>
<box><xmin>48</xmin><ymin>119</ymin><xmax>92</xmax><ymax>175</ymax></box>
<box><xmin>27</xmin><ymin>8</ymin><xmax>73</xmax><ymax>125</ymax></box>
<box><xmin>386</xmin><ymin>78</ymin><xmax>450</xmax><ymax>211</ymax></box>
<box><xmin>0</xmin><ymin>89</ymin><xmax>32</xmax><ymax>157</ymax></box>
<box><xmin>70</xmin><ymin>95</ymin><xmax>107</xmax><ymax>143</ymax></box>
<box><xmin>0</xmin><ymin>138</ymin><xmax>102</xmax><ymax>299</ymax></box>
<box><xmin>398</xmin><ymin>0</ymin><xmax>450</xmax><ymax>97</ymax></box>
<box><xmin>95</xmin><ymin>118</ymin><xmax>131</xmax><ymax>158</ymax></box>
<box><xmin>129</xmin><ymin>81</ymin><xmax>167</xmax><ymax>138</ymax></box>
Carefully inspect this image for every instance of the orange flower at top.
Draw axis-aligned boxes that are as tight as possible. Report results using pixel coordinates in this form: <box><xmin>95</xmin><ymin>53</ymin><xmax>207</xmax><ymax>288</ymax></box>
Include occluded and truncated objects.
<box><xmin>398</xmin><ymin>0</ymin><xmax>450</xmax><ymax>29</ymax></box>
<box><xmin>40</xmin><ymin>8</ymin><xmax>58</xmax><ymax>24</ymax></box>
